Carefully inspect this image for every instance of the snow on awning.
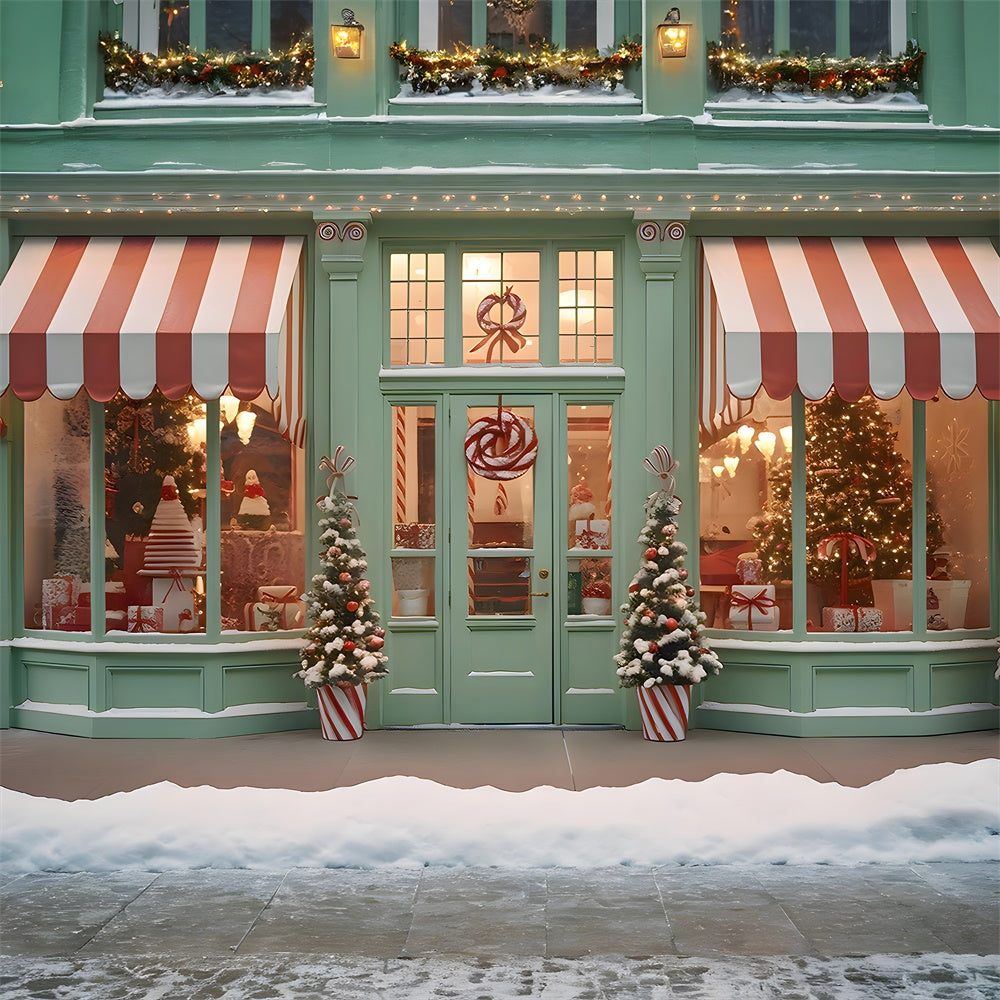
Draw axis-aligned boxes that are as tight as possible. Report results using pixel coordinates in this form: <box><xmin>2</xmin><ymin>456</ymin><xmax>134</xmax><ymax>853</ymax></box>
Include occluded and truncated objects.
<box><xmin>700</xmin><ymin>237</ymin><xmax>1000</xmax><ymax>402</ymax></box>
<box><xmin>0</xmin><ymin>235</ymin><xmax>306</xmax><ymax>445</ymax></box>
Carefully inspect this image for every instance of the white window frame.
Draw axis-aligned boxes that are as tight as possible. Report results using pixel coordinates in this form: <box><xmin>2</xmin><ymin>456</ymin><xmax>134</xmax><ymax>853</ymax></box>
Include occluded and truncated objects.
<box><xmin>418</xmin><ymin>0</ymin><xmax>615</xmax><ymax>51</ymax></box>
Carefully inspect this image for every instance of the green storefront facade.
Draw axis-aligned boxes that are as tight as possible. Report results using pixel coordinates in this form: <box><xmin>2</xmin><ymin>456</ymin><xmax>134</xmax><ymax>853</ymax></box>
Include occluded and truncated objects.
<box><xmin>1</xmin><ymin>0</ymin><xmax>997</xmax><ymax>738</ymax></box>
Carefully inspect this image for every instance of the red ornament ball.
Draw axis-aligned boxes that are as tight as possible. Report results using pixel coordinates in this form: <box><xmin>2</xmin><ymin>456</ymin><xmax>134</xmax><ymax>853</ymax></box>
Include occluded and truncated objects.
<box><xmin>326</xmin><ymin>546</ymin><xmax>341</xmax><ymax>558</ymax></box>
<box><xmin>346</xmin><ymin>601</ymin><xmax>359</xmax><ymax>613</ymax></box>
<box><xmin>342</xmin><ymin>640</ymin><xmax>355</xmax><ymax>652</ymax></box>
<box><xmin>648</xmin><ymin>642</ymin><xmax>658</xmax><ymax>654</ymax></box>
<box><xmin>665</xmin><ymin>617</ymin><xmax>678</xmax><ymax>630</ymax></box>
<box><xmin>644</xmin><ymin>547</ymin><xmax>658</xmax><ymax>560</ymax></box>
<box><xmin>368</xmin><ymin>636</ymin><xmax>384</xmax><ymax>650</ymax></box>
<box><xmin>339</xmin><ymin>518</ymin><xmax>352</xmax><ymax>529</ymax></box>
<box><xmin>678</xmin><ymin>568</ymin><xmax>688</xmax><ymax>580</ymax></box>
<box><xmin>338</xmin><ymin>572</ymin><xmax>352</xmax><ymax>582</ymax></box>
<box><xmin>686</xmin><ymin>586</ymin><xmax>696</xmax><ymax>597</ymax></box>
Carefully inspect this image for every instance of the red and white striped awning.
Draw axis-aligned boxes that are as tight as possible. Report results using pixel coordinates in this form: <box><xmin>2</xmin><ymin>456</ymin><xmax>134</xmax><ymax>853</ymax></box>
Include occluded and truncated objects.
<box><xmin>0</xmin><ymin>235</ymin><xmax>306</xmax><ymax>444</ymax></box>
<box><xmin>700</xmin><ymin>236</ymin><xmax>1000</xmax><ymax>403</ymax></box>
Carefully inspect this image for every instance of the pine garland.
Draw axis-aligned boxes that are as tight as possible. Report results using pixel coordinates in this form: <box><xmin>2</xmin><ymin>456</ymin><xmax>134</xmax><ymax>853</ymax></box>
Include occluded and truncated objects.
<box><xmin>99</xmin><ymin>31</ymin><xmax>313</xmax><ymax>94</ymax></box>
<box><xmin>708</xmin><ymin>39</ymin><xmax>924</xmax><ymax>99</ymax></box>
<box><xmin>389</xmin><ymin>39</ymin><xmax>642</xmax><ymax>94</ymax></box>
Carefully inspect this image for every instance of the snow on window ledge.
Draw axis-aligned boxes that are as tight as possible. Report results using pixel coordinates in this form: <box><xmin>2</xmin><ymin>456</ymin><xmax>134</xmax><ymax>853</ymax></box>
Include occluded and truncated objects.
<box><xmin>706</xmin><ymin>88</ymin><xmax>927</xmax><ymax>113</ymax></box>
<box><xmin>390</xmin><ymin>81</ymin><xmax>640</xmax><ymax>107</ymax></box>
<box><xmin>96</xmin><ymin>85</ymin><xmax>317</xmax><ymax>110</ymax></box>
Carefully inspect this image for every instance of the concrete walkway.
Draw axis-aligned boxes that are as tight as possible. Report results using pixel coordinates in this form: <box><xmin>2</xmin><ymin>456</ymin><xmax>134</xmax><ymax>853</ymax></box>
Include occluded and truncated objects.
<box><xmin>2</xmin><ymin>726</ymin><xmax>997</xmax><ymax>798</ymax></box>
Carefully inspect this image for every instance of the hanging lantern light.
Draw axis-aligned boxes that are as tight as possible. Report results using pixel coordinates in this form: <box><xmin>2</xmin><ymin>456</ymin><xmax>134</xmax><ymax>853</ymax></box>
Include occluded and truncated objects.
<box><xmin>657</xmin><ymin>8</ymin><xmax>690</xmax><ymax>58</ymax></box>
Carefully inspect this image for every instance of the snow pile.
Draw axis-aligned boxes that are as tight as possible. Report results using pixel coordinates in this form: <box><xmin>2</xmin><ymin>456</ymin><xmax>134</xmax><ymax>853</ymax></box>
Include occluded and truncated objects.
<box><xmin>2</xmin><ymin>761</ymin><xmax>997</xmax><ymax>873</ymax></box>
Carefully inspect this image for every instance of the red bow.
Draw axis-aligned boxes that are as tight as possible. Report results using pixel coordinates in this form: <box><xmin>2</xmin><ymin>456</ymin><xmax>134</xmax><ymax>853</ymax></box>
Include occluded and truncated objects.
<box><xmin>729</xmin><ymin>588</ymin><xmax>777</xmax><ymax>631</ymax></box>
<box><xmin>817</xmin><ymin>532</ymin><xmax>877</xmax><ymax>606</ymax></box>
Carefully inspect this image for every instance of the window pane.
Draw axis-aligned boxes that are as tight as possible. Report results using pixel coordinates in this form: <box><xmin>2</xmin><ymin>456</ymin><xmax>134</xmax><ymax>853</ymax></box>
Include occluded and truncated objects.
<box><xmin>24</xmin><ymin>395</ymin><xmax>91</xmax><ymax>632</ymax></box>
<box><xmin>467</xmin><ymin>405</ymin><xmax>535</xmax><ymax>549</ymax></box>
<box><xmin>565</xmin><ymin>0</ymin><xmax>598</xmax><ymax>49</ymax></box>
<box><xmin>104</xmin><ymin>393</ymin><xmax>206</xmax><ymax>634</ymax></box>
<box><xmin>558</xmin><ymin>250</ymin><xmax>614</xmax><ymax>364</ymax></box>
<box><xmin>462</xmin><ymin>252</ymin><xmax>539</xmax><ymax>364</ymax></box>
<box><xmin>206</xmin><ymin>0</ymin><xmax>252</xmax><ymax>52</ymax></box>
<box><xmin>720</xmin><ymin>0</ymin><xmax>774</xmax><ymax>53</ymax></box>
<box><xmin>389</xmin><ymin>252</ymin><xmax>446</xmax><ymax>367</ymax></box>
<box><xmin>850</xmin><ymin>0</ymin><xmax>891</xmax><ymax>56</ymax></box>
<box><xmin>802</xmin><ymin>393</ymin><xmax>914</xmax><ymax>633</ymax></box>
<box><xmin>469</xmin><ymin>556</ymin><xmax>532</xmax><ymax>614</ymax></box>
<box><xmin>487</xmin><ymin>0</ymin><xmax>552</xmax><ymax>49</ymax></box>
<box><xmin>926</xmin><ymin>396</ymin><xmax>990</xmax><ymax>630</ymax></box>
<box><xmin>158</xmin><ymin>0</ymin><xmax>190</xmax><ymax>53</ymax></box>
<box><xmin>439</xmin><ymin>0</ymin><xmax>473</xmax><ymax>48</ymax></box>
<box><xmin>220</xmin><ymin>401</ymin><xmax>306</xmax><ymax>632</ymax></box>
<box><xmin>790</xmin><ymin>0</ymin><xmax>836</xmax><ymax>54</ymax></box>
<box><xmin>568</xmin><ymin>404</ymin><xmax>612</xmax><ymax>550</ymax></box>
<box><xmin>391</xmin><ymin>404</ymin><xmax>436</xmax><ymax>618</ymax></box>
<box><xmin>270</xmin><ymin>0</ymin><xmax>312</xmax><ymax>49</ymax></box>
<box><xmin>700</xmin><ymin>391</ymin><xmax>790</xmax><ymax>631</ymax></box>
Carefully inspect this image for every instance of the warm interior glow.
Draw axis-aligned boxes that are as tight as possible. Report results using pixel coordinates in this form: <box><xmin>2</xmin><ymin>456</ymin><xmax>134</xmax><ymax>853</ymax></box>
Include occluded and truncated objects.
<box><xmin>723</xmin><ymin>455</ymin><xmax>739</xmax><ymax>476</ymax></box>
<box><xmin>332</xmin><ymin>24</ymin><xmax>362</xmax><ymax>59</ymax></box>
<box><xmin>736</xmin><ymin>424</ymin><xmax>755</xmax><ymax>453</ymax></box>
<box><xmin>754</xmin><ymin>431</ymin><xmax>777</xmax><ymax>461</ymax></box>
<box><xmin>712</xmin><ymin>464</ymin><xmax>726</xmax><ymax>479</ymax></box>
<box><xmin>779</xmin><ymin>425</ymin><xmax>793</xmax><ymax>451</ymax></box>
<box><xmin>220</xmin><ymin>394</ymin><xmax>240</xmax><ymax>425</ymax></box>
<box><xmin>187</xmin><ymin>415</ymin><xmax>207</xmax><ymax>450</ymax></box>
<box><xmin>235</xmin><ymin>409</ymin><xmax>257</xmax><ymax>445</ymax></box>
<box><xmin>658</xmin><ymin>23</ymin><xmax>689</xmax><ymax>58</ymax></box>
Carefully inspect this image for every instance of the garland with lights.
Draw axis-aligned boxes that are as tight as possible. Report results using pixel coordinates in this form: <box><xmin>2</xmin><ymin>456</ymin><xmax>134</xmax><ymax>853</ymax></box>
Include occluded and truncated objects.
<box><xmin>708</xmin><ymin>39</ymin><xmax>924</xmax><ymax>99</ymax></box>
<box><xmin>99</xmin><ymin>31</ymin><xmax>313</xmax><ymax>94</ymax></box>
<box><xmin>389</xmin><ymin>39</ymin><xmax>641</xmax><ymax>94</ymax></box>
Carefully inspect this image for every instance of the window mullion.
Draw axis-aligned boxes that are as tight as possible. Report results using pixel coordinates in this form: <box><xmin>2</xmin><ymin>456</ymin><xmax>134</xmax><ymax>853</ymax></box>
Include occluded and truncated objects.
<box><xmin>444</xmin><ymin>244</ymin><xmax>463</xmax><ymax>367</ymax></box>
<box><xmin>790</xmin><ymin>390</ymin><xmax>807</xmax><ymax>635</ymax></box>
<box><xmin>90</xmin><ymin>398</ymin><xmax>105</xmax><ymax>633</ymax></box>
<box><xmin>539</xmin><ymin>242</ymin><xmax>558</xmax><ymax>366</ymax></box>
<box><xmin>204</xmin><ymin>398</ymin><xmax>221</xmax><ymax>638</ymax></box>
<box><xmin>773</xmin><ymin>0</ymin><xmax>790</xmax><ymax>52</ymax></box>
<box><xmin>911</xmin><ymin>399</ymin><xmax>927</xmax><ymax>637</ymax></box>
<box><xmin>472</xmin><ymin>0</ymin><xmax>487</xmax><ymax>47</ymax></box>
<box><xmin>252</xmin><ymin>0</ymin><xmax>269</xmax><ymax>51</ymax></box>
<box><xmin>189</xmin><ymin>0</ymin><xmax>207</xmax><ymax>51</ymax></box>
<box><xmin>835</xmin><ymin>0</ymin><xmax>851</xmax><ymax>56</ymax></box>
<box><xmin>551</xmin><ymin>0</ymin><xmax>567</xmax><ymax>48</ymax></box>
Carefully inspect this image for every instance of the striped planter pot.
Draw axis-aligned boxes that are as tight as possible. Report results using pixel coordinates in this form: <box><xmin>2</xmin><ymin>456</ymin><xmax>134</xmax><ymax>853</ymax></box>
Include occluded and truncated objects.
<box><xmin>316</xmin><ymin>683</ymin><xmax>367</xmax><ymax>741</ymax></box>
<box><xmin>636</xmin><ymin>683</ymin><xmax>691</xmax><ymax>742</ymax></box>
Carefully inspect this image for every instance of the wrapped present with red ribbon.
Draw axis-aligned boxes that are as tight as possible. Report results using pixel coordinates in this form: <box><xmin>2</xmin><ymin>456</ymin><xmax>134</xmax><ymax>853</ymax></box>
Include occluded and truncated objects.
<box><xmin>44</xmin><ymin>603</ymin><xmax>89</xmax><ymax>631</ymax></box>
<box><xmin>821</xmin><ymin>605</ymin><xmax>884</xmax><ymax>632</ymax></box>
<box><xmin>728</xmin><ymin>584</ymin><xmax>780</xmax><ymax>631</ymax></box>
<box><xmin>575</xmin><ymin>519</ymin><xmax>610</xmax><ymax>549</ymax></box>
<box><xmin>127</xmin><ymin>605</ymin><xmax>164</xmax><ymax>632</ymax></box>
<box><xmin>246</xmin><ymin>601</ymin><xmax>284</xmax><ymax>632</ymax></box>
<box><xmin>817</xmin><ymin>532</ymin><xmax>877</xmax><ymax>606</ymax></box>
<box><xmin>42</xmin><ymin>575</ymin><xmax>81</xmax><ymax>611</ymax></box>
<box><xmin>393</xmin><ymin>523</ymin><xmax>419</xmax><ymax>549</ymax></box>
<box><xmin>735</xmin><ymin>552</ymin><xmax>763</xmax><ymax>584</ymax></box>
<box><xmin>257</xmin><ymin>586</ymin><xmax>306</xmax><ymax>629</ymax></box>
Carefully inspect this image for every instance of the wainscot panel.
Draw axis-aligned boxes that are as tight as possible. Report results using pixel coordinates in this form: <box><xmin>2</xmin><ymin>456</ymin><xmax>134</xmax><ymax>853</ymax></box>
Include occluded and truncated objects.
<box><xmin>930</xmin><ymin>660</ymin><xmax>1000</xmax><ymax>710</ymax></box>
<box><xmin>382</xmin><ymin>625</ymin><xmax>443</xmax><ymax>725</ymax></box>
<box><xmin>106</xmin><ymin>666</ymin><xmax>204</xmax><ymax>710</ymax></box>
<box><xmin>813</xmin><ymin>665</ymin><xmax>913</xmax><ymax>711</ymax></box>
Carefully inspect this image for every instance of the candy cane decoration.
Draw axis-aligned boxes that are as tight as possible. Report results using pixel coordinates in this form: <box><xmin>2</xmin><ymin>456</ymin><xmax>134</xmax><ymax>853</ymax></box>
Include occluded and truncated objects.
<box><xmin>644</xmin><ymin>445</ymin><xmax>681</xmax><ymax>511</ymax></box>
<box><xmin>467</xmin><ymin>417</ymin><xmax>477</xmax><ymax>610</ymax></box>
<box><xmin>316</xmin><ymin>683</ymin><xmax>366</xmax><ymax>741</ymax></box>
<box><xmin>605</xmin><ymin>411</ymin><xmax>613</xmax><ymax>518</ymax></box>
<box><xmin>471</xmin><ymin>286</ymin><xmax>528</xmax><ymax>362</ymax></box>
<box><xmin>316</xmin><ymin>446</ymin><xmax>356</xmax><ymax>510</ymax></box>
<box><xmin>394</xmin><ymin>407</ymin><xmax>406</xmax><ymax>525</ymax></box>
<box><xmin>494</xmin><ymin>482</ymin><xmax>508</xmax><ymax>516</ymax></box>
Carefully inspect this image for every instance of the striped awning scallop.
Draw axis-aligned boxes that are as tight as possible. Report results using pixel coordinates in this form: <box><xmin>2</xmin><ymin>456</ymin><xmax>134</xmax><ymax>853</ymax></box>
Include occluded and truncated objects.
<box><xmin>0</xmin><ymin>235</ymin><xmax>306</xmax><ymax>445</ymax></box>
<box><xmin>700</xmin><ymin>236</ymin><xmax>1000</xmax><ymax>405</ymax></box>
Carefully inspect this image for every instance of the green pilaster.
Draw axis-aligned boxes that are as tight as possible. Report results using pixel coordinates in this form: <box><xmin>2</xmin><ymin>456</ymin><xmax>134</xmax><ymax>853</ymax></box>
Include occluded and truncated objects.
<box><xmin>643</xmin><ymin>2</ymin><xmax>706</xmax><ymax>117</ymax></box>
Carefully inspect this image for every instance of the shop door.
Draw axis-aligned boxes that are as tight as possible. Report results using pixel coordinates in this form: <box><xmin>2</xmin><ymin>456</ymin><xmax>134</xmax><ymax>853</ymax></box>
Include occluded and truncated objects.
<box><xmin>449</xmin><ymin>394</ymin><xmax>554</xmax><ymax>723</ymax></box>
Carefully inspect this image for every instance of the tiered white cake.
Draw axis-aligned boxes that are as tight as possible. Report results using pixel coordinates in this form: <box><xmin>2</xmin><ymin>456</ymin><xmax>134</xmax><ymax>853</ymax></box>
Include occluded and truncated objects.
<box><xmin>139</xmin><ymin>476</ymin><xmax>201</xmax><ymax>575</ymax></box>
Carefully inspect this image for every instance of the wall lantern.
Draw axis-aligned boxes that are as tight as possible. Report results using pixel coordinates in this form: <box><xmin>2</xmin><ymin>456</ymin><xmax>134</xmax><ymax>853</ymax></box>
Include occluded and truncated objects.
<box><xmin>333</xmin><ymin>8</ymin><xmax>363</xmax><ymax>59</ymax></box>
<box><xmin>657</xmin><ymin>8</ymin><xmax>690</xmax><ymax>58</ymax></box>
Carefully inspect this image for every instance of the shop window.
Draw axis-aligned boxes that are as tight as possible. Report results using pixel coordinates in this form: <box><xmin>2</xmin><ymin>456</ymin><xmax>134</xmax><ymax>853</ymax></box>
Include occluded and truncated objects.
<box><xmin>219</xmin><ymin>400</ymin><xmax>306</xmax><ymax>633</ymax></box>
<box><xmin>104</xmin><ymin>393</ymin><xmax>207</xmax><ymax>634</ymax></box>
<box><xmin>567</xmin><ymin>404</ymin><xmax>613</xmax><ymax>616</ymax></box>
<box><xmin>427</xmin><ymin>0</ymin><xmax>608</xmax><ymax>51</ymax></box>
<box><xmin>558</xmin><ymin>251</ymin><xmax>615</xmax><ymax>364</ymax></box>
<box><xmin>698</xmin><ymin>391</ymin><xmax>791</xmax><ymax>632</ymax></box>
<box><xmin>462</xmin><ymin>253</ymin><xmax>540</xmax><ymax>365</ymax></box>
<box><xmin>926</xmin><ymin>396</ymin><xmax>990</xmax><ymax>631</ymax></box>
<box><xmin>389</xmin><ymin>253</ymin><xmax>445</xmax><ymax>366</ymax></box>
<box><xmin>390</xmin><ymin>404</ymin><xmax>437</xmax><ymax>618</ymax></box>
<box><xmin>23</xmin><ymin>395</ymin><xmax>92</xmax><ymax>632</ymax></box>
<box><xmin>721</xmin><ymin>0</ymin><xmax>900</xmax><ymax>56</ymax></box>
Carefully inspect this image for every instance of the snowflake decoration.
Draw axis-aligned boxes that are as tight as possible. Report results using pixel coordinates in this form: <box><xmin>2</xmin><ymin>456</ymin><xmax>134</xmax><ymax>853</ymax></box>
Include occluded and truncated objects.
<box><xmin>937</xmin><ymin>419</ymin><xmax>971</xmax><ymax>476</ymax></box>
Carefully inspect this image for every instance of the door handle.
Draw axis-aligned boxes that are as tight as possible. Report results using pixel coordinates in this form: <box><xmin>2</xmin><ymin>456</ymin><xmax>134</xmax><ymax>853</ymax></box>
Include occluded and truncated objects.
<box><xmin>530</xmin><ymin>592</ymin><xmax>550</xmax><ymax>598</ymax></box>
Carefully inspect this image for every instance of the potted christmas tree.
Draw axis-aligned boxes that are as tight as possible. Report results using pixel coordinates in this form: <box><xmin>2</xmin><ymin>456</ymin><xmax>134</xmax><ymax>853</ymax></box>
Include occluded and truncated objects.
<box><xmin>615</xmin><ymin>447</ymin><xmax>724</xmax><ymax>741</ymax></box>
<box><xmin>297</xmin><ymin>449</ymin><xmax>388</xmax><ymax>740</ymax></box>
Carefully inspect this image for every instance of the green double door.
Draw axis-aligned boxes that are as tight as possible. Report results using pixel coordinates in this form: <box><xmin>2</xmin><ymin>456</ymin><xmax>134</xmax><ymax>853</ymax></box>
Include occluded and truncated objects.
<box><xmin>448</xmin><ymin>393</ymin><xmax>555</xmax><ymax>723</ymax></box>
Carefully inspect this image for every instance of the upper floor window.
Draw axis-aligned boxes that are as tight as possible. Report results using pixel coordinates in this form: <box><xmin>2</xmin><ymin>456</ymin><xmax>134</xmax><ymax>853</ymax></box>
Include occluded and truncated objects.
<box><xmin>123</xmin><ymin>0</ymin><xmax>312</xmax><ymax>56</ymax></box>
<box><xmin>388</xmin><ymin>244</ymin><xmax>617</xmax><ymax>368</ymax></box>
<box><xmin>422</xmin><ymin>0</ymin><xmax>615</xmax><ymax>51</ymax></box>
<box><xmin>721</xmin><ymin>0</ymin><xmax>905</xmax><ymax>57</ymax></box>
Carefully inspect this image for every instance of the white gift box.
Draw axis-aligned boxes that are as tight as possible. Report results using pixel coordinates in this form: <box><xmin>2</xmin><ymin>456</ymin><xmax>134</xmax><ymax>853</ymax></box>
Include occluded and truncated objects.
<box><xmin>256</xmin><ymin>586</ymin><xmax>306</xmax><ymax>629</ymax></box>
<box><xmin>127</xmin><ymin>605</ymin><xmax>164</xmax><ymax>633</ymax></box>
<box><xmin>821</xmin><ymin>606</ymin><xmax>884</xmax><ymax>632</ymax></box>
<box><xmin>728</xmin><ymin>584</ymin><xmax>780</xmax><ymax>631</ymax></box>
<box><xmin>42</xmin><ymin>575</ymin><xmax>81</xmax><ymax>610</ymax></box>
<box><xmin>574</xmin><ymin>519</ymin><xmax>610</xmax><ymax>549</ymax></box>
<box><xmin>246</xmin><ymin>601</ymin><xmax>284</xmax><ymax>632</ymax></box>
<box><xmin>152</xmin><ymin>575</ymin><xmax>197</xmax><ymax>633</ymax></box>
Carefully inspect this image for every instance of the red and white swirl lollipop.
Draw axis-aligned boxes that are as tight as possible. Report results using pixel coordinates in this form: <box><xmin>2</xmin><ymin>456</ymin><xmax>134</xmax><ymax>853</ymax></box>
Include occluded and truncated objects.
<box><xmin>465</xmin><ymin>406</ymin><xmax>538</xmax><ymax>481</ymax></box>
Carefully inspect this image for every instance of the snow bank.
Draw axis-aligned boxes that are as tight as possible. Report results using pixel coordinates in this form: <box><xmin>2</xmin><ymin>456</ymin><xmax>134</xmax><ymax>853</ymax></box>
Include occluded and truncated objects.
<box><xmin>2</xmin><ymin>761</ymin><xmax>996</xmax><ymax>873</ymax></box>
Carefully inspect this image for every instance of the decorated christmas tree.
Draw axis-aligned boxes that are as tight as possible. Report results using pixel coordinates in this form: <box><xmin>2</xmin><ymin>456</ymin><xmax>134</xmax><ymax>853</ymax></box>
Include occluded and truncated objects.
<box><xmin>297</xmin><ymin>450</ymin><xmax>388</xmax><ymax>690</ymax></box>
<box><xmin>753</xmin><ymin>394</ymin><xmax>943</xmax><ymax>592</ymax></box>
<box><xmin>615</xmin><ymin>448</ymin><xmax>723</xmax><ymax>690</ymax></box>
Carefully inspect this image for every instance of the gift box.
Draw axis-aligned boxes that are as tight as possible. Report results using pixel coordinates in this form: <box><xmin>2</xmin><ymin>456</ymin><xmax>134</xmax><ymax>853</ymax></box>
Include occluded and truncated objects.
<box><xmin>42</xmin><ymin>575</ymin><xmax>81</xmax><ymax>610</ymax></box>
<box><xmin>575</xmin><ymin>519</ymin><xmax>610</xmax><ymax>549</ymax></box>
<box><xmin>728</xmin><ymin>584</ymin><xmax>780</xmax><ymax>631</ymax></box>
<box><xmin>246</xmin><ymin>601</ymin><xmax>284</xmax><ymax>632</ymax></box>
<box><xmin>152</xmin><ymin>574</ymin><xmax>198</xmax><ymax>633</ymax></box>
<box><xmin>256</xmin><ymin>586</ymin><xmax>306</xmax><ymax>629</ymax></box>
<box><xmin>106</xmin><ymin>610</ymin><xmax>128</xmax><ymax>631</ymax></box>
<box><xmin>736</xmin><ymin>552</ymin><xmax>763</xmax><ymax>584</ymax></box>
<box><xmin>79</xmin><ymin>581</ymin><xmax>128</xmax><ymax>612</ymax></box>
<box><xmin>416</xmin><ymin>523</ymin><xmax>435</xmax><ymax>549</ymax></box>
<box><xmin>393</xmin><ymin>523</ymin><xmax>419</xmax><ymax>548</ymax></box>
<box><xmin>128</xmin><ymin>605</ymin><xmax>164</xmax><ymax>633</ymax></box>
<box><xmin>821</xmin><ymin>606</ymin><xmax>883</xmax><ymax>633</ymax></box>
<box><xmin>44</xmin><ymin>603</ymin><xmax>90</xmax><ymax>631</ymax></box>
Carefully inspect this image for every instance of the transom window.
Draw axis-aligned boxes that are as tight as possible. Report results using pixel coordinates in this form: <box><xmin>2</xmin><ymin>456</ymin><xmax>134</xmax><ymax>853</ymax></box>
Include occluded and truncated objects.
<box><xmin>721</xmin><ymin>0</ymin><xmax>906</xmax><ymax>57</ymax></box>
<box><xmin>387</xmin><ymin>244</ymin><xmax>617</xmax><ymax>368</ymax></box>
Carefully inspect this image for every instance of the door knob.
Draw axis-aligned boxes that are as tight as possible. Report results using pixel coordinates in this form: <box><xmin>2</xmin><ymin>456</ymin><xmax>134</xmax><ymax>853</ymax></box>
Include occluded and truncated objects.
<box><xmin>538</xmin><ymin>568</ymin><xmax>549</xmax><ymax>579</ymax></box>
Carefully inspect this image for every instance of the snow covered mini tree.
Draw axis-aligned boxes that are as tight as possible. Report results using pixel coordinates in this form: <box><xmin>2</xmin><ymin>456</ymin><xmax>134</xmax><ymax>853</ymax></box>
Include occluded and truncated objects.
<box><xmin>297</xmin><ymin>449</ymin><xmax>388</xmax><ymax>740</ymax></box>
<box><xmin>615</xmin><ymin>447</ymin><xmax>723</xmax><ymax>741</ymax></box>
